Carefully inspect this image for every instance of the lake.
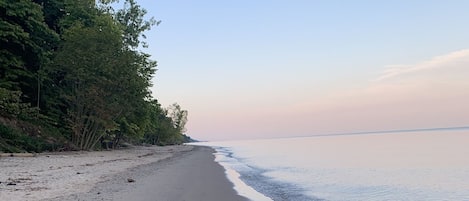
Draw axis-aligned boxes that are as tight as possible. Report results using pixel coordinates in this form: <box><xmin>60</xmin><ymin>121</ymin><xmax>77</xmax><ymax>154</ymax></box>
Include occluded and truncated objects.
<box><xmin>195</xmin><ymin>128</ymin><xmax>469</xmax><ymax>200</ymax></box>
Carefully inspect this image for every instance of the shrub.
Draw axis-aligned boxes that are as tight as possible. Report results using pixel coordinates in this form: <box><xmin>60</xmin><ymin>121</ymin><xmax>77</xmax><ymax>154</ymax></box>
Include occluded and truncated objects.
<box><xmin>0</xmin><ymin>123</ymin><xmax>48</xmax><ymax>153</ymax></box>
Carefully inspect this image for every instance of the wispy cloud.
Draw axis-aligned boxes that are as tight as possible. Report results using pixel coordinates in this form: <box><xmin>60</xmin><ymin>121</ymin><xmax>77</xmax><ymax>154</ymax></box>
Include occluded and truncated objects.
<box><xmin>376</xmin><ymin>49</ymin><xmax>469</xmax><ymax>81</ymax></box>
<box><xmin>290</xmin><ymin>49</ymin><xmax>469</xmax><ymax>134</ymax></box>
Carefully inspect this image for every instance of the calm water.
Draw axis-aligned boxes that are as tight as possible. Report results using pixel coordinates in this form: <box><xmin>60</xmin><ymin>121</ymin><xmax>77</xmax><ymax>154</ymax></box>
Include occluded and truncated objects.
<box><xmin>195</xmin><ymin>129</ymin><xmax>469</xmax><ymax>201</ymax></box>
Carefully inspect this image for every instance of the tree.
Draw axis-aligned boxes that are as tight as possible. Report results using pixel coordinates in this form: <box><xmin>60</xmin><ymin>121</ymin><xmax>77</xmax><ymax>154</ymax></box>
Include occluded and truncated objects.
<box><xmin>103</xmin><ymin>0</ymin><xmax>158</xmax><ymax>148</ymax></box>
<box><xmin>49</xmin><ymin>14</ymin><xmax>127</xmax><ymax>149</ymax></box>
<box><xmin>168</xmin><ymin>103</ymin><xmax>188</xmax><ymax>134</ymax></box>
<box><xmin>1</xmin><ymin>0</ymin><xmax>190</xmax><ymax>151</ymax></box>
<box><xmin>115</xmin><ymin>0</ymin><xmax>159</xmax><ymax>50</ymax></box>
<box><xmin>46</xmin><ymin>0</ymin><xmax>159</xmax><ymax>150</ymax></box>
<box><xmin>143</xmin><ymin>102</ymin><xmax>188</xmax><ymax>145</ymax></box>
<box><xmin>0</xmin><ymin>0</ymin><xmax>59</xmax><ymax>108</ymax></box>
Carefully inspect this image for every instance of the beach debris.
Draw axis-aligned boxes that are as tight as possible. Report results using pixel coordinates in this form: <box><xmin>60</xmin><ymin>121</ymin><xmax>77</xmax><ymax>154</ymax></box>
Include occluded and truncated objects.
<box><xmin>137</xmin><ymin>153</ymin><xmax>154</xmax><ymax>158</ymax></box>
<box><xmin>127</xmin><ymin>178</ymin><xmax>135</xmax><ymax>183</ymax></box>
<box><xmin>5</xmin><ymin>177</ymin><xmax>32</xmax><ymax>186</ymax></box>
<box><xmin>0</xmin><ymin>153</ymin><xmax>36</xmax><ymax>157</ymax></box>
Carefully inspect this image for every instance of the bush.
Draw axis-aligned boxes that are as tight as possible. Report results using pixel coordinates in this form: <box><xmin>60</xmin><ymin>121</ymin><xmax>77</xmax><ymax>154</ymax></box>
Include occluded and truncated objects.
<box><xmin>0</xmin><ymin>123</ymin><xmax>48</xmax><ymax>153</ymax></box>
<box><xmin>0</xmin><ymin>88</ymin><xmax>36</xmax><ymax>119</ymax></box>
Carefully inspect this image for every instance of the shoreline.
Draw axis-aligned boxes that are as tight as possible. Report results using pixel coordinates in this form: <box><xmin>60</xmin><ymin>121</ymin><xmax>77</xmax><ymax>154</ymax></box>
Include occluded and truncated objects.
<box><xmin>0</xmin><ymin>145</ymin><xmax>249</xmax><ymax>201</ymax></box>
<box><xmin>50</xmin><ymin>145</ymin><xmax>249</xmax><ymax>201</ymax></box>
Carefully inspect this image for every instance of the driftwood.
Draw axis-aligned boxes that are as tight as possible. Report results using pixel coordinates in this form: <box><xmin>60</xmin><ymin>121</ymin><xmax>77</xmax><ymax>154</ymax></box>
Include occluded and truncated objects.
<box><xmin>0</xmin><ymin>153</ymin><xmax>37</xmax><ymax>157</ymax></box>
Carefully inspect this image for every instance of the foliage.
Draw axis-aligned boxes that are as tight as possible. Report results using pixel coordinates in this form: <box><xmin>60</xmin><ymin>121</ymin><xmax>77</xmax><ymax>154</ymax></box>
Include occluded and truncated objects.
<box><xmin>0</xmin><ymin>88</ymin><xmax>27</xmax><ymax>118</ymax></box>
<box><xmin>0</xmin><ymin>0</ymin><xmax>191</xmax><ymax>151</ymax></box>
<box><xmin>0</xmin><ymin>123</ymin><xmax>54</xmax><ymax>153</ymax></box>
<box><xmin>169</xmin><ymin>103</ymin><xmax>188</xmax><ymax>134</ymax></box>
<box><xmin>0</xmin><ymin>0</ymin><xmax>59</xmax><ymax>107</ymax></box>
<box><xmin>143</xmin><ymin>102</ymin><xmax>189</xmax><ymax>145</ymax></box>
<box><xmin>0</xmin><ymin>88</ymin><xmax>38</xmax><ymax>119</ymax></box>
<box><xmin>115</xmin><ymin>0</ymin><xmax>159</xmax><ymax>49</ymax></box>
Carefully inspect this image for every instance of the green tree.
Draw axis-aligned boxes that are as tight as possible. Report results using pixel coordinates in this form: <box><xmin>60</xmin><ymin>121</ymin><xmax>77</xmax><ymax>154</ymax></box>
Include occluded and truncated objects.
<box><xmin>49</xmin><ymin>15</ymin><xmax>127</xmax><ymax>149</ymax></box>
<box><xmin>0</xmin><ymin>0</ymin><xmax>59</xmax><ymax>108</ymax></box>
<box><xmin>169</xmin><ymin>103</ymin><xmax>188</xmax><ymax>135</ymax></box>
<box><xmin>143</xmin><ymin>102</ymin><xmax>188</xmax><ymax>146</ymax></box>
<box><xmin>104</xmin><ymin>0</ymin><xmax>158</xmax><ymax>148</ymax></box>
<box><xmin>143</xmin><ymin>100</ymin><xmax>171</xmax><ymax>145</ymax></box>
<box><xmin>32</xmin><ymin>0</ymin><xmax>66</xmax><ymax>33</ymax></box>
<box><xmin>47</xmin><ymin>0</ymin><xmax>159</xmax><ymax>150</ymax></box>
<box><xmin>115</xmin><ymin>0</ymin><xmax>159</xmax><ymax>49</ymax></box>
<box><xmin>1</xmin><ymin>0</ymin><xmax>190</xmax><ymax>151</ymax></box>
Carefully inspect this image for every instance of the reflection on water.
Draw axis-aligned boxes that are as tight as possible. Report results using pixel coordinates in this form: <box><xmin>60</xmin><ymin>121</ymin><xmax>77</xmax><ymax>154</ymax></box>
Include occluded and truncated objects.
<box><xmin>197</xmin><ymin>129</ymin><xmax>469</xmax><ymax>201</ymax></box>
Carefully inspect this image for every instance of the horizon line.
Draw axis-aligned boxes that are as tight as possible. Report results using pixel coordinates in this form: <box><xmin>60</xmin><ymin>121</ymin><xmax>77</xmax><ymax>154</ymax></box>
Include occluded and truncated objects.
<box><xmin>301</xmin><ymin>126</ymin><xmax>469</xmax><ymax>138</ymax></box>
<box><xmin>194</xmin><ymin>126</ymin><xmax>469</xmax><ymax>142</ymax></box>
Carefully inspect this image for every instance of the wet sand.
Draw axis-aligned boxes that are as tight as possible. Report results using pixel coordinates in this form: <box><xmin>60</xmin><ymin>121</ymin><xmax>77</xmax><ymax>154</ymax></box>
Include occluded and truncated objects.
<box><xmin>112</xmin><ymin>146</ymin><xmax>249</xmax><ymax>201</ymax></box>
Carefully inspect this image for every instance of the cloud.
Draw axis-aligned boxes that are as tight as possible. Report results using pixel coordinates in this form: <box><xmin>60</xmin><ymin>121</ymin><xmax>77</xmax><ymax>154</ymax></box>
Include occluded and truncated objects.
<box><xmin>286</xmin><ymin>49</ymin><xmax>469</xmax><ymax>135</ymax></box>
<box><xmin>376</xmin><ymin>49</ymin><xmax>469</xmax><ymax>81</ymax></box>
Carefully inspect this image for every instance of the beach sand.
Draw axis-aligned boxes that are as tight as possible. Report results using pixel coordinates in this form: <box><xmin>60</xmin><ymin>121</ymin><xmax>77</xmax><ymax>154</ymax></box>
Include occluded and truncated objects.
<box><xmin>0</xmin><ymin>145</ymin><xmax>248</xmax><ymax>201</ymax></box>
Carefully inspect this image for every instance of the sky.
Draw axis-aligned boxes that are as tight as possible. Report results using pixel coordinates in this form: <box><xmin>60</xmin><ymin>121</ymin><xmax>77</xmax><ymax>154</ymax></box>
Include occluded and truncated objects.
<box><xmin>131</xmin><ymin>0</ymin><xmax>469</xmax><ymax>141</ymax></box>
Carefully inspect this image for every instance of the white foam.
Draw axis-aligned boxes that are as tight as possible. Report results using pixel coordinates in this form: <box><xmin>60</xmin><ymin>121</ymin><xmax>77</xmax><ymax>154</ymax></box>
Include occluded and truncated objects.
<box><xmin>214</xmin><ymin>154</ymin><xmax>273</xmax><ymax>201</ymax></box>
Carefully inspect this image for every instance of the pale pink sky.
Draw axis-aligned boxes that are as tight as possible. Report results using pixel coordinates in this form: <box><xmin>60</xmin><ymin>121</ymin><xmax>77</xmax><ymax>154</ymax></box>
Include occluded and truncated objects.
<box><xmin>144</xmin><ymin>1</ymin><xmax>469</xmax><ymax>141</ymax></box>
<box><xmin>159</xmin><ymin>49</ymin><xmax>469</xmax><ymax>141</ymax></box>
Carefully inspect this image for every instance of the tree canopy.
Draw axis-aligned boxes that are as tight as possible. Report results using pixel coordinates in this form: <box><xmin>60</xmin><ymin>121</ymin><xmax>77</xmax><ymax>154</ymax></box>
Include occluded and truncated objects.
<box><xmin>0</xmin><ymin>0</ymin><xmax>191</xmax><ymax>152</ymax></box>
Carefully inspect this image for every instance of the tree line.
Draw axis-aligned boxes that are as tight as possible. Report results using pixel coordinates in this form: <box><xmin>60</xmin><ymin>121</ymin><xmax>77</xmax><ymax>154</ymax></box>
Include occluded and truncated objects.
<box><xmin>0</xmin><ymin>0</ymin><xmax>192</xmax><ymax>152</ymax></box>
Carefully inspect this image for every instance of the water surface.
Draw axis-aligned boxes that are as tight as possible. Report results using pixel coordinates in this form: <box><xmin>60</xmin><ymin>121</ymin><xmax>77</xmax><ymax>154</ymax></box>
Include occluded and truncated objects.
<box><xmin>196</xmin><ymin>129</ymin><xmax>469</xmax><ymax>200</ymax></box>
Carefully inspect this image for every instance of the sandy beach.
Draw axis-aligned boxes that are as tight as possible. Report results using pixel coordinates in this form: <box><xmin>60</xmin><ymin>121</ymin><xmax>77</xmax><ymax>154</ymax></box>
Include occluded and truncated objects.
<box><xmin>0</xmin><ymin>145</ymin><xmax>247</xmax><ymax>201</ymax></box>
